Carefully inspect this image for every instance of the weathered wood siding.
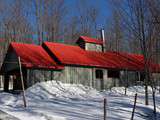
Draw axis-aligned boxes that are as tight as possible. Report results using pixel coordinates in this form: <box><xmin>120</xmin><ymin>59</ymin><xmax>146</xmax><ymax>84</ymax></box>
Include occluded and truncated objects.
<box><xmin>152</xmin><ymin>73</ymin><xmax>160</xmax><ymax>86</ymax></box>
<box><xmin>27</xmin><ymin>69</ymin><xmax>53</xmax><ymax>87</ymax></box>
<box><xmin>58</xmin><ymin>67</ymin><xmax>121</xmax><ymax>90</ymax></box>
<box><xmin>27</xmin><ymin>67</ymin><xmax>94</xmax><ymax>88</ymax></box>
<box><xmin>26</xmin><ymin>67</ymin><xmax>141</xmax><ymax>90</ymax></box>
<box><xmin>0</xmin><ymin>75</ymin><xmax>4</xmax><ymax>88</ymax></box>
<box><xmin>26</xmin><ymin>67</ymin><xmax>119</xmax><ymax>90</ymax></box>
<box><xmin>69</xmin><ymin>67</ymin><xmax>92</xmax><ymax>86</ymax></box>
<box><xmin>85</xmin><ymin>43</ymin><xmax>102</xmax><ymax>52</ymax></box>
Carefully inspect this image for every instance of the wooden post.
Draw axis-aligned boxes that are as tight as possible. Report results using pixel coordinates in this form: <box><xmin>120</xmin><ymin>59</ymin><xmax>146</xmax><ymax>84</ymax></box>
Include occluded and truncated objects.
<box><xmin>131</xmin><ymin>93</ymin><xmax>137</xmax><ymax>120</ymax></box>
<box><xmin>104</xmin><ymin>98</ymin><xmax>107</xmax><ymax>120</ymax></box>
<box><xmin>0</xmin><ymin>76</ymin><xmax>1</xmax><ymax>88</ymax></box>
<box><xmin>124</xmin><ymin>69</ymin><xmax>128</xmax><ymax>95</ymax></box>
<box><xmin>152</xmin><ymin>91</ymin><xmax>156</xmax><ymax>115</ymax></box>
<box><xmin>125</xmin><ymin>87</ymin><xmax>127</xmax><ymax>95</ymax></box>
<box><xmin>4</xmin><ymin>75</ymin><xmax>9</xmax><ymax>92</ymax></box>
<box><xmin>18</xmin><ymin>57</ymin><xmax>27</xmax><ymax>108</ymax></box>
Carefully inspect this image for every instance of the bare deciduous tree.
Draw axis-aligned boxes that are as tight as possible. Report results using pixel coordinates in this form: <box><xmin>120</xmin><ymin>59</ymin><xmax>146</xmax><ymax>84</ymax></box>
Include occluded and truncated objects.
<box><xmin>109</xmin><ymin>0</ymin><xmax>160</xmax><ymax>105</ymax></box>
<box><xmin>105</xmin><ymin>7</ymin><xmax>124</xmax><ymax>52</ymax></box>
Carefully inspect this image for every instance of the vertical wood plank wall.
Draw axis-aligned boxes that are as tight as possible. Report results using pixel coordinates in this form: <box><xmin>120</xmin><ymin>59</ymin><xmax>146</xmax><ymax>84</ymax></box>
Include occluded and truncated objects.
<box><xmin>26</xmin><ymin>66</ymin><xmax>126</xmax><ymax>90</ymax></box>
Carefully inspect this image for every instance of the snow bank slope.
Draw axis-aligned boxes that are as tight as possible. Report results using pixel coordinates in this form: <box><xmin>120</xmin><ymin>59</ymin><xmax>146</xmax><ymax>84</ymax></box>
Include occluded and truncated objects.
<box><xmin>110</xmin><ymin>86</ymin><xmax>153</xmax><ymax>96</ymax></box>
<box><xmin>26</xmin><ymin>80</ymin><xmax>103</xmax><ymax>100</ymax></box>
<box><xmin>0</xmin><ymin>80</ymin><xmax>160</xmax><ymax>120</ymax></box>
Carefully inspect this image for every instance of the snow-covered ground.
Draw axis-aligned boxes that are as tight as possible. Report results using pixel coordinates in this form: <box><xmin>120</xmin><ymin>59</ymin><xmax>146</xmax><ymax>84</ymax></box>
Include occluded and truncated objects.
<box><xmin>0</xmin><ymin>80</ymin><xmax>160</xmax><ymax>120</ymax></box>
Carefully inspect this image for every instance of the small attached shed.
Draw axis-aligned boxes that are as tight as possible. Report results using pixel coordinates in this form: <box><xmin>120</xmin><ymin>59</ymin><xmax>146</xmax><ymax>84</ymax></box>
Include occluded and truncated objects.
<box><xmin>0</xmin><ymin>42</ymin><xmax>63</xmax><ymax>91</ymax></box>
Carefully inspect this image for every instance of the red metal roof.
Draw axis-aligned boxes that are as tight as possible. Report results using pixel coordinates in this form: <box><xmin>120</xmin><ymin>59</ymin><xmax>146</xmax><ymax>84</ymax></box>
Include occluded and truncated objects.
<box><xmin>43</xmin><ymin>42</ymin><xmax>159</xmax><ymax>72</ymax></box>
<box><xmin>2</xmin><ymin>41</ymin><xmax>159</xmax><ymax>72</ymax></box>
<box><xmin>78</xmin><ymin>36</ymin><xmax>103</xmax><ymax>45</ymax></box>
<box><xmin>9</xmin><ymin>42</ymin><xmax>63</xmax><ymax>70</ymax></box>
<box><xmin>118</xmin><ymin>52</ymin><xmax>160</xmax><ymax>72</ymax></box>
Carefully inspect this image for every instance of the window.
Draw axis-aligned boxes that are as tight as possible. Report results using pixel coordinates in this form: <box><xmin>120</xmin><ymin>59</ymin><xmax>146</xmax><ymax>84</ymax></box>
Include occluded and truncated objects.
<box><xmin>96</xmin><ymin>69</ymin><xmax>103</xmax><ymax>79</ymax></box>
<box><xmin>108</xmin><ymin>70</ymin><xmax>120</xmax><ymax>78</ymax></box>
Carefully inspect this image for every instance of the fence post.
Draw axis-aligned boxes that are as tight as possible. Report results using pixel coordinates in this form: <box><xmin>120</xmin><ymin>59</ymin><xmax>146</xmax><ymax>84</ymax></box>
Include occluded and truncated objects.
<box><xmin>18</xmin><ymin>56</ymin><xmax>27</xmax><ymax>108</ymax></box>
<box><xmin>152</xmin><ymin>91</ymin><xmax>156</xmax><ymax>115</ymax></box>
<box><xmin>125</xmin><ymin>87</ymin><xmax>127</xmax><ymax>95</ymax></box>
<box><xmin>0</xmin><ymin>75</ymin><xmax>2</xmax><ymax>88</ymax></box>
<box><xmin>104</xmin><ymin>98</ymin><xmax>107</xmax><ymax>120</ymax></box>
<box><xmin>131</xmin><ymin>93</ymin><xmax>137</xmax><ymax>120</ymax></box>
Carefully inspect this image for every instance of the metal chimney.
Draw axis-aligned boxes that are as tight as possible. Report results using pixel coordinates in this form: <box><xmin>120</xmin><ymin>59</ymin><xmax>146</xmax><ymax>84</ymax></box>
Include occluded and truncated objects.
<box><xmin>100</xmin><ymin>29</ymin><xmax>106</xmax><ymax>52</ymax></box>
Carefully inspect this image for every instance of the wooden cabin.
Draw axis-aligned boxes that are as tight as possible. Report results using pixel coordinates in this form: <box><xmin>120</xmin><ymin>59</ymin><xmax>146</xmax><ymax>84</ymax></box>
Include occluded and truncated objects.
<box><xmin>1</xmin><ymin>36</ymin><xmax>160</xmax><ymax>91</ymax></box>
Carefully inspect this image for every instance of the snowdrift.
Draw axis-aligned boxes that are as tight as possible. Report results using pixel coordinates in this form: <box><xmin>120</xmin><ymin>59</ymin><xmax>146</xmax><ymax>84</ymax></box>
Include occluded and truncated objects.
<box><xmin>110</xmin><ymin>86</ymin><xmax>154</xmax><ymax>96</ymax></box>
<box><xmin>25</xmin><ymin>80</ymin><xmax>103</xmax><ymax>100</ymax></box>
<box><xmin>0</xmin><ymin>80</ymin><xmax>159</xmax><ymax>120</ymax></box>
<box><xmin>25</xmin><ymin>80</ymin><xmax>154</xmax><ymax>100</ymax></box>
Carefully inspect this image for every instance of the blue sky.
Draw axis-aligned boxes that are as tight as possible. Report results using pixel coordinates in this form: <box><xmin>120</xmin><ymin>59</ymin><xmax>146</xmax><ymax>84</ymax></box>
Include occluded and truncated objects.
<box><xmin>26</xmin><ymin>0</ymin><xmax>112</xmax><ymax>32</ymax></box>
<box><xmin>31</xmin><ymin>0</ymin><xmax>112</xmax><ymax>42</ymax></box>
<box><xmin>65</xmin><ymin>0</ymin><xmax>111</xmax><ymax>27</ymax></box>
<box><xmin>1</xmin><ymin>0</ymin><xmax>112</xmax><ymax>43</ymax></box>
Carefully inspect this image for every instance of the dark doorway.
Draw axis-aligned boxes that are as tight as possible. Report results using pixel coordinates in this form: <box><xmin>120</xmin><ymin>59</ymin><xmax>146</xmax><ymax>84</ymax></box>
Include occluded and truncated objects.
<box><xmin>95</xmin><ymin>69</ymin><xmax>104</xmax><ymax>90</ymax></box>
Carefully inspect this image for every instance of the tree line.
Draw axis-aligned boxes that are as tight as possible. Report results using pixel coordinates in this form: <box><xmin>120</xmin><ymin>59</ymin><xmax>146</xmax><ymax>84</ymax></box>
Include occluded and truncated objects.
<box><xmin>0</xmin><ymin>0</ymin><xmax>104</xmax><ymax>60</ymax></box>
